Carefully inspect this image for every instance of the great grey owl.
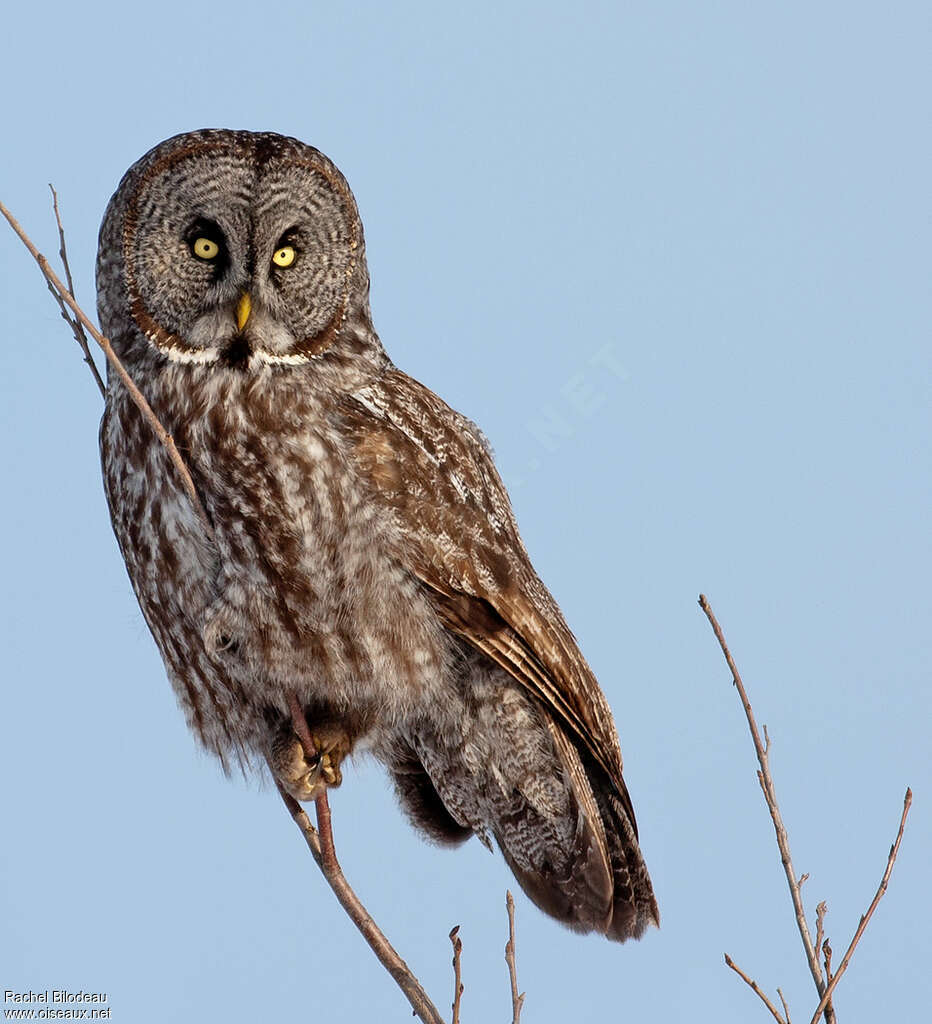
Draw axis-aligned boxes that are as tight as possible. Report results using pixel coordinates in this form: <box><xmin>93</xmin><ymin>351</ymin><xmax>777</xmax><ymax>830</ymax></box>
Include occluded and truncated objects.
<box><xmin>97</xmin><ymin>129</ymin><xmax>658</xmax><ymax>941</ymax></box>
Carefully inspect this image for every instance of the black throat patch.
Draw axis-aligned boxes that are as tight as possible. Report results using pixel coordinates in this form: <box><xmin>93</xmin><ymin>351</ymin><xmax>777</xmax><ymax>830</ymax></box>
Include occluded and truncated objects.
<box><xmin>223</xmin><ymin>335</ymin><xmax>252</xmax><ymax>370</ymax></box>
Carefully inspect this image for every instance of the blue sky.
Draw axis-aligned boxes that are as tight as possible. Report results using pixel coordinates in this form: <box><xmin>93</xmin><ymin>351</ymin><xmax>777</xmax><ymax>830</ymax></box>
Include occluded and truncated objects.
<box><xmin>1</xmin><ymin>2</ymin><xmax>928</xmax><ymax>1021</ymax></box>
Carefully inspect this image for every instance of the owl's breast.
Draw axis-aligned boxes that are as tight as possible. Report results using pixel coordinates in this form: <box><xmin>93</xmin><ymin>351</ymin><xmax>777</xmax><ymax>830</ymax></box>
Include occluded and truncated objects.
<box><xmin>101</xmin><ymin>373</ymin><xmax>449</xmax><ymax>763</ymax></box>
<box><xmin>187</xmin><ymin>382</ymin><xmax>451</xmax><ymax>728</ymax></box>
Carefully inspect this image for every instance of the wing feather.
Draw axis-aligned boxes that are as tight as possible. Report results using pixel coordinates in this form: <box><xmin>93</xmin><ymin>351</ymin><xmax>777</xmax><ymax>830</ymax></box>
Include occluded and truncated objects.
<box><xmin>341</xmin><ymin>368</ymin><xmax>638</xmax><ymax>829</ymax></box>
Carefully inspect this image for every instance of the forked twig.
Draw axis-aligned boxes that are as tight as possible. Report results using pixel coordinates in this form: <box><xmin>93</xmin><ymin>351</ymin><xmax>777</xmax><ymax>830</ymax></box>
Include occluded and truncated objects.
<box><xmin>778</xmin><ymin>987</ymin><xmax>792</xmax><ymax>1024</ymax></box>
<box><xmin>0</xmin><ymin>198</ymin><xmax>211</xmax><ymax>535</ymax></box>
<box><xmin>274</xmin><ymin>781</ymin><xmax>323</xmax><ymax>865</ymax></box>
<box><xmin>724</xmin><ymin>954</ymin><xmax>786</xmax><ymax>1024</ymax></box>
<box><xmin>699</xmin><ymin>594</ymin><xmax>834</xmax><ymax>1023</ymax></box>
<box><xmin>274</xmin><ymin>783</ymin><xmax>448</xmax><ymax>1020</ymax></box>
<box><xmin>702</xmin><ymin>595</ymin><xmax>912</xmax><ymax>1024</ymax></box>
<box><xmin>286</xmin><ymin>695</ymin><xmax>445</xmax><ymax>1024</ymax></box>
<box><xmin>47</xmin><ymin>185</ymin><xmax>107</xmax><ymax>397</ymax></box>
<box><xmin>505</xmin><ymin>891</ymin><xmax>525</xmax><ymax>1024</ymax></box>
<box><xmin>806</xmin><ymin>789</ymin><xmax>912</xmax><ymax>1024</ymax></box>
<box><xmin>449</xmin><ymin>926</ymin><xmax>464</xmax><ymax>1024</ymax></box>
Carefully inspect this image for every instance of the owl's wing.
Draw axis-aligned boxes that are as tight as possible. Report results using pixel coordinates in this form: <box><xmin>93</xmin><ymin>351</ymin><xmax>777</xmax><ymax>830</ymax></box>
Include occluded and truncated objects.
<box><xmin>341</xmin><ymin>367</ymin><xmax>637</xmax><ymax>829</ymax></box>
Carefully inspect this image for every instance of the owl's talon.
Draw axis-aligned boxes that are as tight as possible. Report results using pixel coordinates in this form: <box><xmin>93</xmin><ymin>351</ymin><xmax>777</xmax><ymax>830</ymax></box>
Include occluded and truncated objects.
<box><xmin>320</xmin><ymin>753</ymin><xmax>341</xmax><ymax>786</ymax></box>
<box><xmin>270</xmin><ymin>724</ymin><xmax>348</xmax><ymax>802</ymax></box>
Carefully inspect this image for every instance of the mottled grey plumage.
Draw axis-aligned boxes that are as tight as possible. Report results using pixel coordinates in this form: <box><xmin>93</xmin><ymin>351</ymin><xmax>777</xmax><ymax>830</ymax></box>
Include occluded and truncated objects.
<box><xmin>97</xmin><ymin>129</ymin><xmax>659</xmax><ymax>940</ymax></box>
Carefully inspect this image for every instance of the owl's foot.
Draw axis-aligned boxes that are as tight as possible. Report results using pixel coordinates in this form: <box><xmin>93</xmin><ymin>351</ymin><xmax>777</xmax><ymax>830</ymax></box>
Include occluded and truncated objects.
<box><xmin>271</xmin><ymin>722</ymin><xmax>349</xmax><ymax>803</ymax></box>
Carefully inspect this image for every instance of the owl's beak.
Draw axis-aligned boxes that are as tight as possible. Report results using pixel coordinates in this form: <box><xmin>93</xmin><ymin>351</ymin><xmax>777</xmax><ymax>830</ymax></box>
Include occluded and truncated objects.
<box><xmin>235</xmin><ymin>293</ymin><xmax>252</xmax><ymax>331</ymax></box>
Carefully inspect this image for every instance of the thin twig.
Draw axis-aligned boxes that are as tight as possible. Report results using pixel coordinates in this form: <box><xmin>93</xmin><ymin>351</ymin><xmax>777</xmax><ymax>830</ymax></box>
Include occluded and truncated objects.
<box><xmin>814</xmin><ymin>901</ymin><xmax>827</xmax><ymax>973</ymax></box>
<box><xmin>285</xmin><ymin>697</ymin><xmax>445</xmax><ymax>1024</ymax></box>
<box><xmin>778</xmin><ymin>988</ymin><xmax>792</xmax><ymax>1024</ymax></box>
<box><xmin>286</xmin><ymin>691</ymin><xmax>319</xmax><ymax>760</ymax></box>
<box><xmin>47</xmin><ymin>185</ymin><xmax>106</xmax><ymax>397</ymax></box>
<box><xmin>505</xmin><ymin>891</ymin><xmax>525</xmax><ymax>1024</ymax></box>
<box><xmin>724</xmin><ymin>955</ymin><xmax>786</xmax><ymax>1024</ymax></box>
<box><xmin>699</xmin><ymin>595</ymin><xmax>833</xmax><ymax>1022</ymax></box>
<box><xmin>0</xmin><ymin>198</ymin><xmax>211</xmax><ymax>534</ymax></box>
<box><xmin>449</xmin><ymin>926</ymin><xmax>464</xmax><ymax>1024</ymax></box>
<box><xmin>274</xmin><ymin>778</ymin><xmax>323</xmax><ymax>866</ymax></box>
<box><xmin>806</xmin><ymin>788</ymin><xmax>912</xmax><ymax>1024</ymax></box>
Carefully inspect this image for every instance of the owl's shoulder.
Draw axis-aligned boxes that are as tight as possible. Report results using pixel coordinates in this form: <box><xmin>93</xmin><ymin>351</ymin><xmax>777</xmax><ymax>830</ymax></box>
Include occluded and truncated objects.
<box><xmin>348</xmin><ymin>367</ymin><xmax>493</xmax><ymax>457</ymax></box>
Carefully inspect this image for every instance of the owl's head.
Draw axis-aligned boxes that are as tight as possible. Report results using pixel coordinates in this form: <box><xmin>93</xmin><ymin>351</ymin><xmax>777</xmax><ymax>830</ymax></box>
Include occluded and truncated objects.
<box><xmin>97</xmin><ymin>130</ymin><xmax>377</xmax><ymax>371</ymax></box>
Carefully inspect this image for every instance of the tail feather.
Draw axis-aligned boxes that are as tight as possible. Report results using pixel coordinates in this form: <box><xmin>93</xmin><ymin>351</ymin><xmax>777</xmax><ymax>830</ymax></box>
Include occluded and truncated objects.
<box><xmin>391</xmin><ymin>691</ymin><xmax>658</xmax><ymax>942</ymax></box>
<box><xmin>590</xmin><ymin>775</ymin><xmax>660</xmax><ymax>941</ymax></box>
<box><xmin>538</xmin><ymin>716</ymin><xmax>659</xmax><ymax>941</ymax></box>
<box><xmin>389</xmin><ymin>739</ymin><xmax>473</xmax><ymax>846</ymax></box>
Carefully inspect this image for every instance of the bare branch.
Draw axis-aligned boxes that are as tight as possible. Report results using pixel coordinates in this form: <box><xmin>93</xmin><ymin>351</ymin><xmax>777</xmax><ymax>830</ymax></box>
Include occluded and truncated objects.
<box><xmin>724</xmin><ymin>954</ymin><xmax>786</xmax><ymax>1024</ymax></box>
<box><xmin>699</xmin><ymin>595</ymin><xmax>832</xmax><ymax>1020</ymax></box>
<box><xmin>286</xmin><ymin>691</ymin><xmax>320</xmax><ymax>761</ymax></box>
<box><xmin>822</xmin><ymin>940</ymin><xmax>833</xmax><ymax>988</ymax></box>
<box><xmin>274</xmin><ymin>780</ymin><xmax>323</xmax><ymax>866</ymax></box>
<box><xmin>814</xmin><ymin>902</ymin><xmax>827</xmax><ymax>971</ymax></box>
<box><xmin>47</xmin><ymin>185</ymin><xmax>106</xmax><ymax>397</ymax></box>
<box><xmin>0</xmin><ymin>198</ymin><xmax>211</xmax><ymax>535</ymax></box>
<box><xmin>449</xmin><ymin>926</ymin><xmax>463</xmax><ymax>1024</ymax></box>
<box><xmin>505</xmin><ymin>891</ymin><xmax>525</xmax><ymax>1024</ymax></box>
<box><xmin>285</xmin><ymin>696</ymin><xmax>445</xmax><ymax>1024</ymax></box>
<box><xmin>778</xmin><ymin>988</ymin><xmax>792</xmax><ymax>1024</ymax></box>
<box><xmin>806</xmin><ymin>788</ymin><xmax>912</xmax><ymax>1024</ymax></box>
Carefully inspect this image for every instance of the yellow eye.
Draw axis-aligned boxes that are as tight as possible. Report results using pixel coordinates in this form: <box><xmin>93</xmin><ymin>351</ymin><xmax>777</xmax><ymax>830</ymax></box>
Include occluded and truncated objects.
<box><xmin>192</xmin><ymin>237</ymin><xmax>220</xmax><ymax>260</ymax></box>
<box><xmin>272</xmin><ymin>245</ymin><xmax>296</xmax><ymax>268</ymax></box>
